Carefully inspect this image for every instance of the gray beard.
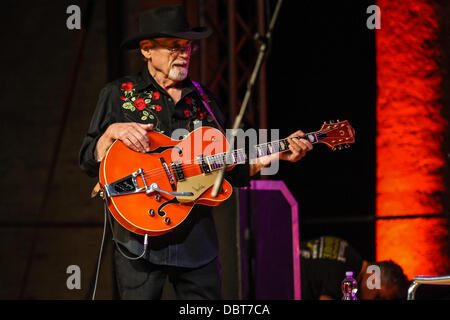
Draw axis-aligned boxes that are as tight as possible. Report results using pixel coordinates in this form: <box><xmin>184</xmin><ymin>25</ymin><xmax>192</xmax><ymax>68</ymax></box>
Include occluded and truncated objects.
<box><xmin>168</xmin><ymin>67</ymin><xmax>189</xmax><ymax>81</ymax></box>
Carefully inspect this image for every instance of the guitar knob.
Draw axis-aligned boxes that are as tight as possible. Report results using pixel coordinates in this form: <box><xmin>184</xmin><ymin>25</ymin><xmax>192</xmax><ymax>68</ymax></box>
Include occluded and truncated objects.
<box><xmin>155</xmin><ymin>194</ymin><xmax>162</xmax><ymax>201</ymax></box>
<box><xmin>164</xmin><ymin>217</ymin><xmax>171</xmax><ymax>225</ymax></box>
<box><xmin>148</xmin><ymin>209</ymin><xmax>155</xmax><ymax>216</ymax></box>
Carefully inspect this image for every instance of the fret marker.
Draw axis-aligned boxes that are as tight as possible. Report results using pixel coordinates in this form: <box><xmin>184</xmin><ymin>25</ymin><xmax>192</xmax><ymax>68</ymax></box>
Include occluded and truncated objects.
<box><xmin>306</xmin><ymin>134</ymin><xmax>315</xmax><ymax>143</ymax></box>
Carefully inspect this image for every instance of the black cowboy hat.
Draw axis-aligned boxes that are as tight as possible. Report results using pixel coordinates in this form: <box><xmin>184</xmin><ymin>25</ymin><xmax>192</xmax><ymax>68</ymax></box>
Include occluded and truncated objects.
<box><xmin>121</xmin><ymin>5</ymin><xmax>212</xmax><ymax>50</ymax></box>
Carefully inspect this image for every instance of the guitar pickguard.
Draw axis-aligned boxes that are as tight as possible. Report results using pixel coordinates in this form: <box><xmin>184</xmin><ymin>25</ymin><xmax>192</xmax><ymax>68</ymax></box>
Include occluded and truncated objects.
<box><xmin>175</xmin><ymin>171</ymin><xmax>221</xmax><ymax>203</ymax></box>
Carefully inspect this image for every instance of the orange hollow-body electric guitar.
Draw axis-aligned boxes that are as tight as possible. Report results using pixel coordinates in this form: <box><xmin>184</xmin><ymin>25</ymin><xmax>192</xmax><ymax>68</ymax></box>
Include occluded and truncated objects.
<box><xmin>99</xmin><ymin>121</ymin><xmax>355</xmax><ymax>236</ymax></box>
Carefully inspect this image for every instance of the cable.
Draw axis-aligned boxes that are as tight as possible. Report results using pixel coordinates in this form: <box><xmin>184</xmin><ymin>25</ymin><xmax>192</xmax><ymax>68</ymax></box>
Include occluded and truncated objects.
<box><xmin>91</xmin><ymin>199</ymin><xmax>148</xmax><ymax>300</ymax></box>
<box><xmin>91</xmin><ymin>200</ymin><xmax>108</xmax><ymax>300</ymax></box>
<box><xmin>107</xmin><ymin>210</ymin><xmax>149</xmax><ymax>261</ymax></box>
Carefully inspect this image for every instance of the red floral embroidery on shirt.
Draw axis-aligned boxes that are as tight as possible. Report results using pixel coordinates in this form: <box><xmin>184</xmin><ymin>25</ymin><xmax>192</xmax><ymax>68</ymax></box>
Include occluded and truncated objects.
<box><xmin>184</xmin><ymin>109</ymin><xmax>191</xmax><ymax>117</ymax></box>
<box><xmin>134</xmin><ymin>98</ymin><xmax>146</xmax><ymax>110</ymax></box>
<box><xmin>121</xmin><ymin>82</ymin><xmax>133</xmax><ymax>91</ymax></box>
<box><xmin>155</xmin><ymin>105</ymin><xmax>162</xmax><ymax>112</ymax></box>
<box><xmin>185</xmin><ymin>96</ymin><xmax>193</xmax><ymax>105</ymax></box>
<box><xmin>152</xmin><ymin>92</ymin><xmax>160</xmax><ymax>100</ymax></box>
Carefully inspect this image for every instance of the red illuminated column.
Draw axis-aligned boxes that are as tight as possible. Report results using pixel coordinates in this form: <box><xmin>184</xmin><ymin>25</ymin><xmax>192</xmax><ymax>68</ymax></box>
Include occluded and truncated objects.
<box><xmin>376</xmin><ymin>0</ymin><xmax>449</xmax><ymax>278</ymax></box>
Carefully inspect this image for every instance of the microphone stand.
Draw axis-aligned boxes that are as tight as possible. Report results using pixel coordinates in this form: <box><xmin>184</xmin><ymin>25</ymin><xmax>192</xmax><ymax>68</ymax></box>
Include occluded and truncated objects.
<box><xmin>210</xmin><ymin>0</ymin><xmax>284</xmax><ymax>300</ymax></box>
<box><xmin>211</xmin><ymin>0</ymin><xmax>284</xmax><ymax>197</ymax></box>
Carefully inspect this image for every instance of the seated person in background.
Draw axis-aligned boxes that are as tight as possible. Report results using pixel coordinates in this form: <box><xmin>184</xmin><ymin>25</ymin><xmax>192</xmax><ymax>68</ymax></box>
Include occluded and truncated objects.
<box><xmin>300</xmin><ymin>236</ymin><xmax>410</xmax><ymax>300</ymax></box>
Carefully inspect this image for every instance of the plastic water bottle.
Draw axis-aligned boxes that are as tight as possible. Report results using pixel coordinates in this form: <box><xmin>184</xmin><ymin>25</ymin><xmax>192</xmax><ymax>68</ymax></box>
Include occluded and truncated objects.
<box><xmin>341</xmin><ymin>271</ymin><xmax>358</xmax><ymax>300</ymax></box>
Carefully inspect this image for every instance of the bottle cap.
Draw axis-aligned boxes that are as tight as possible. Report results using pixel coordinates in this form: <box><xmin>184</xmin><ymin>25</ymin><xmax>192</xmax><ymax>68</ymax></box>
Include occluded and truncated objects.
<box><xmin>345</xmin><ymin>271</ymin><xmax>353</xmax><ymax>277</ymax></box>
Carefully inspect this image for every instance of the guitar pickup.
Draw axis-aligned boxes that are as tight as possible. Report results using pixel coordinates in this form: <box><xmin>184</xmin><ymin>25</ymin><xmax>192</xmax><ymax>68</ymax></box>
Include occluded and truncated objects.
<box><xmin>171</xmin><ymin>161</ymin><xmax>185</xmax><ymax>181</ymax></box>
<box><xmin>197</xmin><ymin>155</ymin><xmax>211</xmax><ymax>174</ymax></box>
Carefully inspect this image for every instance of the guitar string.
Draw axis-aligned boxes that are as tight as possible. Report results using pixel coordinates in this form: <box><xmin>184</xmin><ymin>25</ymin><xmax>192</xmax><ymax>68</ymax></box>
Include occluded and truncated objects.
<box><xmin>136</xmin><ymin>149</ymin><xmax>246</xmax><ymax>177</ymax></box>
<box><xmin>117</xmin><ymin>126</ymin><xmax>352</xmax><ymax>180</ymax></box>
<box><xmin>137</xmin><ymin>139</ymin><xmax>293</xmax><ymax>179</ymax></box>
<box><xmin>137</xmin><ymin>133</ymin><xmax>307</xmax><ymax>177</ymax></box>
<box><xmin>138</xmin><ymin>128</ymin><xmax>347</xmax><ymax>179</ymax></box>
<box><xmin>137</xmin><ymin>139</ymin><xmax>289</xmax><ymax>180</ymax></box>
<box><xmin>139</xmin><ymin>156</ymin><xmax>246</xmax><ymax>180</ymax></box>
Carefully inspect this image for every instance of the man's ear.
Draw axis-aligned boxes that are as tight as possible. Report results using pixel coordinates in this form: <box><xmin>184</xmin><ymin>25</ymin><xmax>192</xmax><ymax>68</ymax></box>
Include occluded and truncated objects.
<box><xmin>140</xmin><ymin>47</ymin><xmax>151</xmax><ymax>61</ymax></box>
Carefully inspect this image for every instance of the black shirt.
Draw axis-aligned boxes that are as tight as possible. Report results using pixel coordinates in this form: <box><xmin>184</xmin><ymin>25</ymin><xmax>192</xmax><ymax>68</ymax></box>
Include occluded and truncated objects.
<box><xmin>300</xmin><ymin>236</ymin><xmax>363</xmax><ymax>299</ymax></box>
<box><xmin>79</xmin><ymin>68</ymin><xmax>250</xmax><ymax>267</ymax></box>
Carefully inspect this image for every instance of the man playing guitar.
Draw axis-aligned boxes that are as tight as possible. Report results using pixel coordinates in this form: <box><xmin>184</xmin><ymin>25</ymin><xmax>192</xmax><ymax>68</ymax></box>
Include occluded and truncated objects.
<box><xmin>80</xmin><ymin>6</ymin><xmax>312</xmax><ymax>300</ymax></box>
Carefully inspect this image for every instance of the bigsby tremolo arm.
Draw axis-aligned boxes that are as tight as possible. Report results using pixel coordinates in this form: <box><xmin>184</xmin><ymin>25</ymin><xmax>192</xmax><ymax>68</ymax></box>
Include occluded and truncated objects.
<box><xmin>149</xmin><ymin>183</ymin><xmax>193</xmax><ymax>197</ymax></box>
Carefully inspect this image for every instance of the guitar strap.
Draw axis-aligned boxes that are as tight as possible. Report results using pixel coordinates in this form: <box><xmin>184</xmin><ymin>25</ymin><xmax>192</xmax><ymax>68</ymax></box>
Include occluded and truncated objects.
<box><xmin>191</xmin><ymin>80</ymin><xmax>225</xmax><ymax>133</ymax></box>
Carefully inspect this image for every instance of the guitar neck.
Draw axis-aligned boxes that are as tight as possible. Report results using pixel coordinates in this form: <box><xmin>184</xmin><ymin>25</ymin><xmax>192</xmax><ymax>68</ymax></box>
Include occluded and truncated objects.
<box><xmin>252</xmin><ymin>131</ymin><xmax>324</xmax><ymax>159</ymax></box>
<box><xmin>202</xmin><ymin>131</ymin><xmax>324</xmax><ymax>171</ymax></box>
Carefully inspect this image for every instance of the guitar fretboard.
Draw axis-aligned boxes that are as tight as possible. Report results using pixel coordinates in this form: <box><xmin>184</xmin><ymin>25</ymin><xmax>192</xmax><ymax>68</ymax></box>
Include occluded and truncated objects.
<box><xmin>202</xmin><ymin>131</ymin><xmax>324</xmax><ymax>171</ymax></box>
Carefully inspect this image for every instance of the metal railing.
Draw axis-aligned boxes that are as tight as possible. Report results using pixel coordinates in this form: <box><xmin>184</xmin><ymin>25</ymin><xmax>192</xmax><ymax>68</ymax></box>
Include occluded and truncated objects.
<box><xmin>407</xmin><ymin>276</ymin><xmax>450</xmax><ymax>300</ymax></box>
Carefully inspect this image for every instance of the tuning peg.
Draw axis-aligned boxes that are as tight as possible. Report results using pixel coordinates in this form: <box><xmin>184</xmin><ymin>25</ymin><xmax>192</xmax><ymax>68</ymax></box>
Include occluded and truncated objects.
<box><xmin>337</xmin><ymin>145</ymin><xmax>343</xmax><ymax>150</ymax></box>
<box><xmin>329</xmin><ymin>120</ymin><xmax>334</xmax><ymax>124</ymax></box>
<box><xmin>345</xmin><ymin>144</ymin><xmax>351</xmax><ymax>149</ymax></box>
<box><xmin>332</xmin><ymin>147</ymin><xmax>336</xmax><ymax>151</ymax></box>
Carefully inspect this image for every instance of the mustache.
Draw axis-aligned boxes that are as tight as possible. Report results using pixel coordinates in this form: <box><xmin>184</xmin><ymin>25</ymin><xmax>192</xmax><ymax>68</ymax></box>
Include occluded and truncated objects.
<box><xmin>171</xmin><ymin>59</ymin><xmax>189</xmax><ymax>68</ymax></box>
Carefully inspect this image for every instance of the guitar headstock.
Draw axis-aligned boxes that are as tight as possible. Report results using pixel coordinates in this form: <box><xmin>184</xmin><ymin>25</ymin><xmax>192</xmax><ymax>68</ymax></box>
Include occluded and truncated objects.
<box><xmin>316</xmin><ymin>120</ymin><xmax>355</xmax><ymax>150</ymax></box>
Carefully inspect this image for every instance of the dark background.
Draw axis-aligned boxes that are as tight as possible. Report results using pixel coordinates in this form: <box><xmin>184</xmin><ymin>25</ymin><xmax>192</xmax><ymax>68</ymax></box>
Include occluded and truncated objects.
<box><xmin>0</xmin><ymin>0</ymin><xmax>377</xmax><ymax>299</ymax></box>
<box><xmin>267</xmin><ymin>0</ymin><xmax>376</xmax><ymax>260</ymax></box>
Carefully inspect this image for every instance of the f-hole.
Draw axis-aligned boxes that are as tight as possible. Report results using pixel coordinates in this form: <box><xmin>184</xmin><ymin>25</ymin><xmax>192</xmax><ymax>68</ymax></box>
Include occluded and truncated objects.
<box><xmin>157</xmin><ymin>197</ymin><xmax>179</xmax><ymax>217</ymax></box>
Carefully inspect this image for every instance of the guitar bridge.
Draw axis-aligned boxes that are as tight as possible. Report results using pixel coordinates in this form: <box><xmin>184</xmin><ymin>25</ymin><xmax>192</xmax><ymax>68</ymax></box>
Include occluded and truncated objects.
<box><xmin>104</xmin><ymin>168</ymin><xmax>151</xmax><ymax>197</ymax></box>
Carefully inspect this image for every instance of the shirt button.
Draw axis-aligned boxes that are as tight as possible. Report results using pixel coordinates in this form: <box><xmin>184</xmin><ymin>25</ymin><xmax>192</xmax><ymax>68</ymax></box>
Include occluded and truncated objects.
<box><xmin>168</xmin><ymin>98</ymin><xmax>172</xmax><ymax>102</ymax></box>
